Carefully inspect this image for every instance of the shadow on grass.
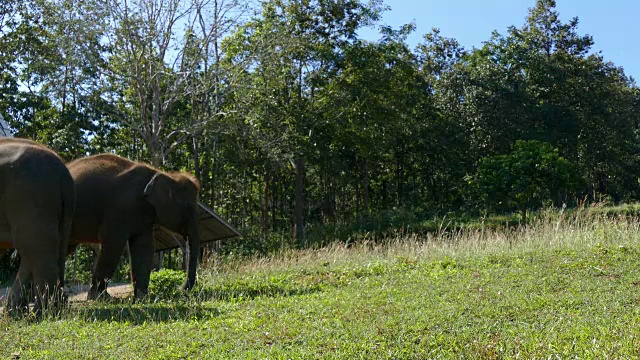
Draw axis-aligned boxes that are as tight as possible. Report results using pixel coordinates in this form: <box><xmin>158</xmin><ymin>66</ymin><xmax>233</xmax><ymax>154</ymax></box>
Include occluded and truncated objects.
<box><xmin>74</xmin><ymin>301</ymin><xmax>223</xmax><ymax>324</ymax></box>
<box><xmin>73</xmin><ymin>282</ymin><xmax>324</xmax><ymax>323</ymax></box>
<box><xmin>192</xmin><ymin>282</ymin><xmax>324</xmax><ymax>302</ymax></box>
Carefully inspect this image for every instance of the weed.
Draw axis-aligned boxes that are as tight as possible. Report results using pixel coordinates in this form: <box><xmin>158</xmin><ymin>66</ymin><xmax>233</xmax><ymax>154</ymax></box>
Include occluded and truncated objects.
<box><xmin>149</xmin><ymin>269</ymin><xmax>186</xmax><ymax>301</ymax></box>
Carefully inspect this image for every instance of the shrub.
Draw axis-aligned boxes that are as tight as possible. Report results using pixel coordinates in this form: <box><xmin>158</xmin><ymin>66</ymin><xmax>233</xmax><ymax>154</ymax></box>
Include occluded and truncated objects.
<box><xmin>469</xmin><ymin>140</ymin><xmax>582</xmax><ymax>219</ymax></box>
<box><xmin>149</xmin><ymin>269</ymin><xmax>186</xmax><ymax>300</ymax></box>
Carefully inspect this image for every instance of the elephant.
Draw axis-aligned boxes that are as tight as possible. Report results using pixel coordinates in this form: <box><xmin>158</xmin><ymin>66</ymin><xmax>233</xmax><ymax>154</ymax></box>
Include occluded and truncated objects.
<box><xmin>67</xmin><ymin>154</ymin><xmax>201</xmax><ymax>300</ymax></box>
<box><xmin>0</xmin><ymin>138</ymin><xmax>75</xmax><ymax>313</ymax></box>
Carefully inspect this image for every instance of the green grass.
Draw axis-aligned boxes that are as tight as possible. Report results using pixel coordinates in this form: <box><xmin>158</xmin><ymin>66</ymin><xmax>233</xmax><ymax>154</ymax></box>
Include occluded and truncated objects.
<box><xmin>3</xmin><ymin>210</ymin><xmax>640</xmax><ymax>358</ymax></box>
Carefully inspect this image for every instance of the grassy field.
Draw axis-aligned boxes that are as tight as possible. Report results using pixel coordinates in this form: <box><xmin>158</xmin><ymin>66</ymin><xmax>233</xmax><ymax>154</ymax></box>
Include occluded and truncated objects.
<box><xmin>3</xmin><ymin>209</ymin><xmax>640</xmax><ymax>358</ymax></box>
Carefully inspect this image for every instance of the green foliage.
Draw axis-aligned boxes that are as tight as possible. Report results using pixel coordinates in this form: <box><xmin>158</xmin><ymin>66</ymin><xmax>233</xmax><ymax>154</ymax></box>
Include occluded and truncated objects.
<box><xmin>470</xmin><ymin>140</ymin><xmax>582</xmax><ymax>215</ymax></box>
<box><xmin>149</xmin><ymin>269</ymin><xmax>186</xmax><ymax>301</ymax></box>
<box><xmin>64</xmin><ymin>246</ymin><xmax>95</xmax><ymax>285</ymax></box>
<box><xmin>2</xmin><ymin>0</ymin><xmax>640</xmax><ymax>258</ymax></box>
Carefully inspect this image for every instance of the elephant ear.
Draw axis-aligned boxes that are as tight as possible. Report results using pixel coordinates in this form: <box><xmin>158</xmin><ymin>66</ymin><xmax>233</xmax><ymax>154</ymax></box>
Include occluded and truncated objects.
<box><xmin>143</xmin><ymin>173</ymin><xmax>174</xmax><ymax>206</ymax></box>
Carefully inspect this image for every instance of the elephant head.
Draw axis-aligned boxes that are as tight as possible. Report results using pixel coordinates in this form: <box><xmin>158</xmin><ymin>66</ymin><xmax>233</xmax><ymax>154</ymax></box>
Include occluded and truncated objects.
<box><xmin>144</xmin><ymin>171</ymin><xmax>201</xmax><ymax>290</ymax></box>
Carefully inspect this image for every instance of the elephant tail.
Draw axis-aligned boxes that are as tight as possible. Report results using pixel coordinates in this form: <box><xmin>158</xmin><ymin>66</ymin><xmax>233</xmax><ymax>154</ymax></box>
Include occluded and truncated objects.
<box><xmin>58</xmin><ymin>169</ymin><xmax>76</xmax><ymax>289</ymax></box>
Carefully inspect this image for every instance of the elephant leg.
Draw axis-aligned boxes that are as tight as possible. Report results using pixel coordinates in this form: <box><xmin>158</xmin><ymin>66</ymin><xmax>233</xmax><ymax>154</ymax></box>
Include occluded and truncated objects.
<box><xmin>88</xmin><ymin>227</ymin><xmax>128</xmax><ymax>301</ymax></box>
<box><xmin>56</xmin><ymin>245</ymin><xmax>69</xmax><ymax>308</ymax></box>
<box><xmin>31</xmin><ymin>252</ymin><xmax>62</xmax><ymax>315</ymax></box>
<box><xmin>7</xmin><ymin>263</ymin><xmax>31</xmax><ymax>315</ymax></box>
<box><xmin>20</xmin><ymin>226</ymin><xmax>62</xmax><ymax>315</ymax></box>
<box><xmin>66</xmin><ymin>244</ymin><xmax>77</xmax><ymax>256</ymax></box>
<box><xmin>7</xmin><ymin>223</ymin><xmax>60</xmax><ymax>315</ymax></box>
<box><xmin>129</xmin><ymin>232</ymin><xmax>154</xmax><ymax>299</ymax></box>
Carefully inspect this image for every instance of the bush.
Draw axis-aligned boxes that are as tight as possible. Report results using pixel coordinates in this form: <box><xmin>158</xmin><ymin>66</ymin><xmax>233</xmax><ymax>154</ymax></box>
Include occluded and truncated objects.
<box><xmin>149</xmin><ymin>269</ymin><xmax>186</xmax><ymax>300</ymax></box>
<box><xmin>469</xmin><ymin>140</ymin><xmax>582</xmax><ymax>218</ymax></box>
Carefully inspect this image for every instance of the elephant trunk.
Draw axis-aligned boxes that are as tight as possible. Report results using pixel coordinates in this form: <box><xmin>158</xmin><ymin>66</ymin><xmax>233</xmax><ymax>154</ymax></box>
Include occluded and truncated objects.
<box><xmin>181</xmin><ymin>216</ymin><xmax>200</xmax><ymax>291</ymax></box>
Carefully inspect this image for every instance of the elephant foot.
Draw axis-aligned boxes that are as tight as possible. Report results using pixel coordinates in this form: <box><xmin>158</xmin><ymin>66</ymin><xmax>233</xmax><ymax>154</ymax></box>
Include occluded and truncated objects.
<box><xmin>59</xmin><ymin>288</ymin><xmax>69</xmax><ymax>306</ymax></box>
<box><xmin>50</xmin><ymin>287</ymin><xmax>69</xmax><ymax>313</ymax></box>
<box><xmin>27</xmin><ymin>286</ymin><xmax>66</xmax><ymax>318</ymax></box>
<box><xmin>133</xmin><ymin>288</ymin><xmax>149</xmax><ymax>302</ymax></box>
<box><xmin>5</xmin><ymin>287</ymin><xmax>30</xmax><ymax>317</ymax></box>
<box><xmin>4</xmin><ymin>300</ymin><xmax>28</xmax><ymax>318</ymax></box>
<box><xmin>4</xmin><ymin>306</ymin><xmax>28</xmax><ymax>319</ymax></box>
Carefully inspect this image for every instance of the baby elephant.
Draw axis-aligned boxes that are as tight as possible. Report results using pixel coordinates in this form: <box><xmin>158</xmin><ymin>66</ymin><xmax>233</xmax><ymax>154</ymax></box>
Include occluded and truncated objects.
<box><xmin>0</xmin><ymin>138</ymin><xmax>75</xmax><ymax>314</ymax></box>
<box><xmin>68</xmin><ymin>154</ymin><xmax>200</xmax><ymax>300</ymax></box>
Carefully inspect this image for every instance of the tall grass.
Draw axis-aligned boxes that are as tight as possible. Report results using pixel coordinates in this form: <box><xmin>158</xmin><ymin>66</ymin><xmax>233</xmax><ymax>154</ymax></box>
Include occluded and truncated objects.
<box><xmin>201</xmin><ymin>205</ymin><xmax>640</xmax><ymax>276</ymax></box>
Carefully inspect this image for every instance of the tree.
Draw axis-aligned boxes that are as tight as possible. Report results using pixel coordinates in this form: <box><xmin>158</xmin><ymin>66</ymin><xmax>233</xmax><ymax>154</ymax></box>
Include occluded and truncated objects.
<box><xmin>0</xmin><ymin>0</ymin><xmax>106</xmax><ymax>158</ymax></box>
<box><xmin>458</xmin><ymin>0</ymin><xmax>640</xmax><ymax>201</ymax></box>
<box><xmin>415</xmin><ymin>28</ymin><xmax>472</xmax><ymax>210</ymax></box>
<box><xmin>102</xmin><ymin>0</ymin><xmax>248</xmax><ymax>167</ymax></box>
<box><xmin>185</xmin><ymin>0</ymin><xmax>250</xmax><ymax>188</ymax></box>
<box><xmin>471</xmin><ymin>140</ymin><xmax>581</xmax><ymax>220</ymax></box>
<box><xmin>224</xmin><ymin>0</ymin><xmax>383</xmax><ymax>244</ymax></box>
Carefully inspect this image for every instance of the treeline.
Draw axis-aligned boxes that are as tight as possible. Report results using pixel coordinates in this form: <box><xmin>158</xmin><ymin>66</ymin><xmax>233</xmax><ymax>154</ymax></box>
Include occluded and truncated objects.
<box><xmin>1</xmin><ymin>0</ymin><xmax>638</xmax><ymax>252</ymax></box>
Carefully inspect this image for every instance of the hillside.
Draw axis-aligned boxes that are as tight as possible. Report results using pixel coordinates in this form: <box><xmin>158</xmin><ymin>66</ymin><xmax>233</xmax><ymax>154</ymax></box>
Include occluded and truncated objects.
<box><xmin>2</xmin><ymin>212</ymin><xmax>640</xmax><ymax>358</ymax></box>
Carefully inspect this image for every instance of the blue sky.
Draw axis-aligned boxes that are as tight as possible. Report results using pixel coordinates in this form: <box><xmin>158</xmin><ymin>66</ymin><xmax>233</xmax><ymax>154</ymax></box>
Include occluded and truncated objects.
<box><xmin>359</xmin><ymin>0</ymin><xmax>638</xmax><ymax>83</ymax></box>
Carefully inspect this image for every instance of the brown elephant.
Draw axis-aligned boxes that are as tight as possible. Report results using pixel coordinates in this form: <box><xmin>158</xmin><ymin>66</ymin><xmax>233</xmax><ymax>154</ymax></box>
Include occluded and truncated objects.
<box><xmin>0</xmin><ymin>138</ymin><xmax>75</xmax><ymax>313</ymax></box>
<box><xmin>67</xmin><ymin>154</ymin><xmax>200</xmax><ymax>299</ymax></box>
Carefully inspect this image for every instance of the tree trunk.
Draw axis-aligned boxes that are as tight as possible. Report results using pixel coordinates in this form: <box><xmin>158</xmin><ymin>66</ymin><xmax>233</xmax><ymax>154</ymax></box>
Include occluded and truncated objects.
<box><xmin>210</xmin><ymin>136</ymin><xmax>218</xmax><ymax>209</ymax></box>
<box><xmin>262</xmin><ymin>169</ymin><xmax>270</xmax><ymax>243</ymax></box>
<box><xmin>280</xmin><ymin>178</ymin><xmax>287</xmax><ymax>232</ymax></box>
<box><xmin>362</xmin><ymin>162</ymin><xmax>369</xmax><ymax>213</ymax></box>
<box><xmin>382</xmin><ymin>179</ymin><xmax>388</xmax><ymax>209</ymax></box>
<box><xmin>355</xmin><ymin>180</ymin><xmax>361</xmax><ymax>214</ymax></box>
<box><xmin>149</xmin><ymin>138</ymin><xmax>164</xmax><ymax>167</ymax></box>
<box><xmin>192</xmin><ymin>136</ymin><xmax>201</xmax><ymax>182</ymax></box>
<box><xmin>396</xmin><ymin>157</ymin><xmax>403</xmax><ymax>207</ymax></box>
<box><xmin>241</xmin><ymin>170</ymin><xmax>247</xmax><ymax>228</ymax></box>
<box><xmin>323</xmin><ymin>171</ymin><xmax>335</xmax><ymax>223</ymax></box>
<box><xmin>294</xmin><ymin>156</ymin><xmax>305</xmax><ymax>246</ymax></box>
<box><xmin>271</xmin><ymin>174</ymin><xmax>278</xmax><ymax>231</ymax></box>
<box><xmin>249</xmin><ymin>177</ymin><xmax>254</xmax><ymax>227</ymax></box>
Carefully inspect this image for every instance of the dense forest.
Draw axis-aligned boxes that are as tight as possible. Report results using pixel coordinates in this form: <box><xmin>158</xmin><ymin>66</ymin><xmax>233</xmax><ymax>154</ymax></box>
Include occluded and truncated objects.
<box><xmin>1</xmin><ymin>0</ymin><xmax>638</xmax><ymax>253</ymax></box>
